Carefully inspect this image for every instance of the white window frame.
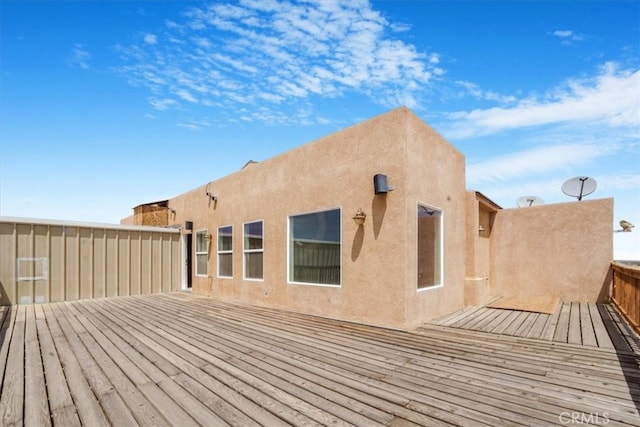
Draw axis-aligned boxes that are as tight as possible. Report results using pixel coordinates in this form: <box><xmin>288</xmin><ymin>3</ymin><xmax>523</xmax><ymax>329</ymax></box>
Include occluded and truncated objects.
<box><xmin>287</xmin><ymin>207</ymin><xmax>342</xmax><ymax>287</ymax></box>
<box><xmin>416</xmin><ymin>203</ymin><xmax>444</xmax><ymax>291</ymax></box>
<box><xmin>217</xmin><ymin>225</ymin><xmax>233</xmax><ymax>279</ymax></box>
<box><xmin>195</xmin><ymin>229</ymin><xmax>209</xmax><ymax>277</ymax></box>
<box><xmin>243</xmin><ymin>220</ymin><xmax>264</xmax><ymax>281</ymax></box>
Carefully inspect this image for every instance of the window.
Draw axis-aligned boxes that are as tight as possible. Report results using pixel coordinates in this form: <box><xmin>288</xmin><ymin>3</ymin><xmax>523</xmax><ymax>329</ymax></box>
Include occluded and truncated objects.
<box><xmin>195</xmin><ymin>230</ymin><xmax>209</xmax><ymax>276</ymax></box>
<box><xmin>217</xmin><ymin>225</ymin><xmax>233</xmax><ymax>278</ymax></box>
<box><xmin>243</xmin><ymin>221</ymin><xmax>264</xmax><ymax>280</ymax></box>
<box><xmin>417</xmin><ymin>204</ymin><xmax>443</xmax><ymax>289</ymax></box>
<box><xmin>289</xmin><ymin>208</ymin><xmax>341</xmax><ymax>286</ymax></box>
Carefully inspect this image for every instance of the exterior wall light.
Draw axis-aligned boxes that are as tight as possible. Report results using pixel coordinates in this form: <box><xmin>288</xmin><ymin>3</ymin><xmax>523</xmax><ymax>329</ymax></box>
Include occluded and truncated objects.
<box><xmin>353</xmin><ymin>208</ymin><xmax>367</xmax><ymax>226</ymax></box>
<box><xmin>619</xmin><ymin>220</ymin><xmax>634</xmax><ymax>232</ymax></box>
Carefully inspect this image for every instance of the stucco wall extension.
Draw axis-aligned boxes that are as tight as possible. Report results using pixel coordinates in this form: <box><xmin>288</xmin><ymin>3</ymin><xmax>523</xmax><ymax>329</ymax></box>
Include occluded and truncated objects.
<box><xmin>164</xmin><ymin>107</ymin><xmax>469</xmax><ymax>329</ymax></box>
<box><xmin>463</xmin><ymin>191</ymin><xmax>497</xmax><ymax>307</ymax></box>
<box><xmin>490</xmin><ymin>198</ymin><xmax>613</xmax><ymax>303</ymax></box>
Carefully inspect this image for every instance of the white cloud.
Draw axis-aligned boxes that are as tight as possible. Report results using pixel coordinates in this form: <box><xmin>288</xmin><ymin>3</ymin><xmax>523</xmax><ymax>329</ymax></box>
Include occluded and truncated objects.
<box><xmin>445</xmin><ymin>63</ymin><xmax>640</xmax><ymax>139</ymax></box>
<box><xmin>552</xmin><ymin>29</ymin><xmax>586</xmax><ymax>45</ymax></box>
<box><xmin>455</xmin><ymin>80</ymin><xmax>517</xmax><ymax>104</ymax></box>
<box><xmin>143</xmin><ymin>33</ymin><xmax>158</xmax><ymax>45</ymax></box>
<box><xmin>175</xmin><ymin>89</ymin><xmax>197</xmax><ymax>103</ymax></box>
<box><xmin>149</xmin><ymin>98</ymin><xmax>179</xmax><ymax>110</ymax></box>
<box><xmin>467</xmin><ymin>143</ymin><xmax>613</xmax><ymax>185</ymax></box>
<box><xmin>553</xmin><ymin>30</ymin><xmax>573</xmax><ymax>38</ymax></box>
<box><xmin>69</xmin><ymin>44</ymin><xmax>91</xmax><ymax>69</ymax></box>
<box><xmin>115</xmin><ymin>0</ymin><xmax>440</xmax><ymax>124</ymax></box>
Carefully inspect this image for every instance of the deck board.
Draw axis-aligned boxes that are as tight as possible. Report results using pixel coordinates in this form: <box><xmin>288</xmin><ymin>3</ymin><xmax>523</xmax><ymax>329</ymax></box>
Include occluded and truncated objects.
<box><xmin>434</xmin><ymin>300</ymin><xmax>638</xmax><ymax>352</ymax></box>
<box><xmin>1</xmin><ymin>292</ymin><xmax>639</xmax><ymax>426</ymax></box>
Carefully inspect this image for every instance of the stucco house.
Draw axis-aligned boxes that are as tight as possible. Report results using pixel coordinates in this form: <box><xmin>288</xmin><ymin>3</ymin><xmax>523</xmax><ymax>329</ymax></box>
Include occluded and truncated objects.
<box><xmin>122</xmin><ymin>107</ymin><xmax>613</xmax><ymax>329</ymax></box>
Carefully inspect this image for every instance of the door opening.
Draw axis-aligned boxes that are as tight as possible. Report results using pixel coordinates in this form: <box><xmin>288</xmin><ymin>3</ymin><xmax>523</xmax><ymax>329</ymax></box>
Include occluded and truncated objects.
<box><xmin>184</xmin><ymin>233</ymin><xmax>193</xmax><ymax>289</ymax></box>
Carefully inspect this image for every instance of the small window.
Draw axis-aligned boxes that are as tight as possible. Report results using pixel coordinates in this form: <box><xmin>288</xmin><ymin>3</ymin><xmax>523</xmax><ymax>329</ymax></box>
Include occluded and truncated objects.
<box><xmin>217</xmin><ymin>225</ymin><xmax>233</xmax><ymax>278</ymax></box>
<box><xmin>195</xmin><ymin>230</ymin><xmax>209</xmax><ymax>276</ymax></box>
<box><xmin>243</xmin><ymin>221</ymin><xmax>264</xmax><ymax>280</ymax></box>
<box><xmin>289</xmin><ymin>208</ymin><xmax>341</xmax><ymax>286</ymax></box>
<box><xmin>417</xmin><ymin>204</ymin><xmax>443</xmax><ymax>289</ymax></box>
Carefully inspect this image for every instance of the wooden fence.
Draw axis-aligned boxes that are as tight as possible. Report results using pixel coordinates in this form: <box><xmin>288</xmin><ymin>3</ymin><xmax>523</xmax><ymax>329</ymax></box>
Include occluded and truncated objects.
<box><xmin>611</xmin><ymin>261</ymin><xmax>640</xmax><ymax>334</ymax></box>
<box><xmin>0</xmin><ymin>217</ymin><xmax>182</xmax><ymax>305</ymax></box>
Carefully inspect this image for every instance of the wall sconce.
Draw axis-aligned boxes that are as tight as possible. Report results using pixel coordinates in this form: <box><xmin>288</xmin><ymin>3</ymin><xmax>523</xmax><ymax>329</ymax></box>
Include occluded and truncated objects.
<box><xmin>478</xmin><ymin>225</ymin><xmax>485</xmax><ymax>233</ymax></box>
<box><xmin>169</xmin><ymin>208</ymin><xmax>176</xmax><ymax>215</ymax></box>
<box><xmin>374</xmin><ymin>174</ymin><xmax>396</xmax><ymax>194</ymax></box>
<box><xmin>205</xmin><ymin>182</ymin><xmax>217</xmax><ymax>203</ymax></box>
<box><xmin>619</xmin><ymin>220</ymin><xmax>634</xmax><ymax>232</ymax></box>
<box><xmin>353</xmin><ymin>208</ymin><xmax>367</xmax><ymax>225</ymax></box>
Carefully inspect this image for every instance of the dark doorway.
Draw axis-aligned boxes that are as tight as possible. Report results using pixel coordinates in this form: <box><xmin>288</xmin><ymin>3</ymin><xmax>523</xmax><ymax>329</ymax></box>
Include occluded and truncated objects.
<box><xmin>185</xmin><ymin>233</ymin><xmax>193</xmax><ymax>288</ymax></box>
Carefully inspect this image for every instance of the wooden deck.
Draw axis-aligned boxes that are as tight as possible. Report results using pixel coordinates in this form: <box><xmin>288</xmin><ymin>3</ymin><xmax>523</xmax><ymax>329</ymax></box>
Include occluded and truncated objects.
<box><xmin>431</xmin><ymin>301</ymin><xmax>640</xmax><ymax>353</ymax></box>
<box><xmin>0</xmin><ymin>293</ymin><xmax>639</xmax><ymax>426</ymax></box>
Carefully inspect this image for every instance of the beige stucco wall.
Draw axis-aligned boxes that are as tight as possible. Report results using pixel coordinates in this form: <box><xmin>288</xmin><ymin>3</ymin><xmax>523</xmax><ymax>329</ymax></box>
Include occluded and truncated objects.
<box><xmin>402</xmin><ymin>113</ymin><xmax>467</xmax><ymax>328</ymax></box>
<box><xmin>166</xmin><ymin>107</ymin><xmax>468</xmax><ymax>329</ymax></box>
<box><xmin>489</xmin><ymin>198</ymin><xmax>613</xmax><ymax>303</ymax></box>
<box><xmin>464</xmin><ymin>192</ymin><xmax>490</xmax><ymax>306</ymax></box>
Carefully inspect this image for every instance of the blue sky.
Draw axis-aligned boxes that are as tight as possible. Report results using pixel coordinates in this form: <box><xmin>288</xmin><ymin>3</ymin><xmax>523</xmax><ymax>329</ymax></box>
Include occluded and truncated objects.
<box><xmin>1</xmin><ymin>0</ymin><xmax>639</xmax><ymax>259</ymax></box>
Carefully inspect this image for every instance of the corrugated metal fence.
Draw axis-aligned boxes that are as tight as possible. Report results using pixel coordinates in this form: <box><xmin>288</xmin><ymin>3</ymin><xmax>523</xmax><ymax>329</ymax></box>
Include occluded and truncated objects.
<box><xmin>0</xmin><ymin>217</ymin><xmax>182</xmax><ymax>305</ymax></box>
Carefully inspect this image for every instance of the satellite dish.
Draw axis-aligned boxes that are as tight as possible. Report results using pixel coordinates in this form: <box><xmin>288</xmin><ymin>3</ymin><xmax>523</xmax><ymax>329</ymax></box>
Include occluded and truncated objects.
<box><xmin>562</xmin><ymin>176</ymin><xmax>597</xmax><ymax>201</ymax></box>
<box><xmin>516</xmin><ymin>196</ymin><xmax>544</xmax><ymax>207</ymax></box>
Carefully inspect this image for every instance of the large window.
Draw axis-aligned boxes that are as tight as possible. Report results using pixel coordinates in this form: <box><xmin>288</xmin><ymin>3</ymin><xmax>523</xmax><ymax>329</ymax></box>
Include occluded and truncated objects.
<box><xmin>289</xmin><ymin>208</ymin><xmax>341</xmax><ymax>286</ymax></box>
<box><xmin>243</xmin><ymin>221</ymin><xmax>264</xmax><ymax>280</ymax></box>
<box><xmin>195</xmin><ymin>230</ymin><xmax>209</xmax><ymax>276</ymax></box>
<box><xmin>217</xmin><ymin>225</ymin><xmax>233</xmax><ymax>278</ymax></box>
<box><xmin>417</xmin><ymin>204</ymin><xmax>443</xmax><ymax>290</ymax></box>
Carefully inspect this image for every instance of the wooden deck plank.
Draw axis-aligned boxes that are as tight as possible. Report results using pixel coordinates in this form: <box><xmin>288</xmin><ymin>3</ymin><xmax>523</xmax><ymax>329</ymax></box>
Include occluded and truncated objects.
<box><xmin>132</xmin><ymin>300</ymin><xmax>604</xmax><ymax>421</ymax></box>
<box><xmin>589</xmin><ymin>303</ymin><xmax>615</xmax><ymax>349</ymax></box>
<box><xmin>435</xmin><ymin>305</ymin><xmax>483</xmax><ymax>326</ymax></box>
<box><xmin>466</xmin><ymin>308</ymin><xmax>504</xmax><ymax>331</ymax></box>
<box><xmin>552</xmin><ymin>302</ymin><xmax>571</xmax><ymax>342</ymax></box>
<box><xmin>41</xmin><ymin>304</ymin><xmax>110</xmax><ymax>427</ymax></box>
<box><xmin>541</xmin><ymin>302</ymin><xmax>562</xmax><ymax>341</ymax></box>
<box><xmin>49</xmin><ymin>303</ymin><xmax>144</xmax><ymax>427</ymax></box>
<box><xmin>605</xmin><ymin>304</ymin><xmax>640</xmax><ymax>353</ymax></box>
<box><xmin>24</xmin><ymin>305</ymin><xmax>52</xmax><ymax>427</ymax></box>
<box><xmin>0</xmin><ymin>306</ymin><xmax>12</xmax><ymax>388</ymax></box>
<box><xmin>567</xmin><ymin>301</ymin><xmax>583</xmax><ymax>344</ymax></box>
<box><xmin>0</xmin><ymin>305</ymin><xmax>25</xmax><ymax>427</ymax></box>
<box><xmin>151</xmin><ymin>296</ymin><xmax>640</xmax><ymax>422</ymax></box>
<box><xmin>526</xmin><ymin>312</ymin><xmax>550</xmax><ymax>339</ymax></box>
<box><xmin>457</xmin><ymin>307</ymin><xmax>494</xmax><ymax>329</ymax></box>
<box><xmin>513</xmin><ymin>312</ymin><xmax>539</xmax><ymax>337</ymax></box>
<box><xmin>597</xmin><ymin>304</ymin><xmax>630</xmax><ymax>351</ymax></box>
<box><xmin>2</xmin><ymin>293</ymin><xmax>640</xmax><ymax>426</ymax></box>
<box><xmin>92</xmin><ymin>298</ymin><xmax>293</xmax><ymax>427</ymax></box>
<box><xmin>481</xmin><ymin>308</ymin><xmax>512</xmax><ymax>332</ymax></box>
<box><xmin>36</xmin><ymin>304</ymin><xmax>82</xmax><ymax>426</ymax></box>
<box><xmin>491</xmin><ymin>310</ymin><xmax>522</xmax><ymax>334</ymax></box>
<box><xmin>57</xmin><ymin>302</ymin><xmax>185</xmax><ymax>427</ymax></box>
<box><xmin>579</xmin><ymin>302</ymin><xmax>599</xmax><ymax>347</ymax></box>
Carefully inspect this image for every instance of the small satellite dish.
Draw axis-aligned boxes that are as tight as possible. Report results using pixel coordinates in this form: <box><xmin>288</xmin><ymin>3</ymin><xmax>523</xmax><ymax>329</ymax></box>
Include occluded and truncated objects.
<box><xmin>516</xmin><ymin>196</ymin><xmax>544</xmax><ymax>207</ymax></box>
<box><xmin>561</xmin><ymin>176</ymin><xmax>597</xmax><ymax>201</ymax></box>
